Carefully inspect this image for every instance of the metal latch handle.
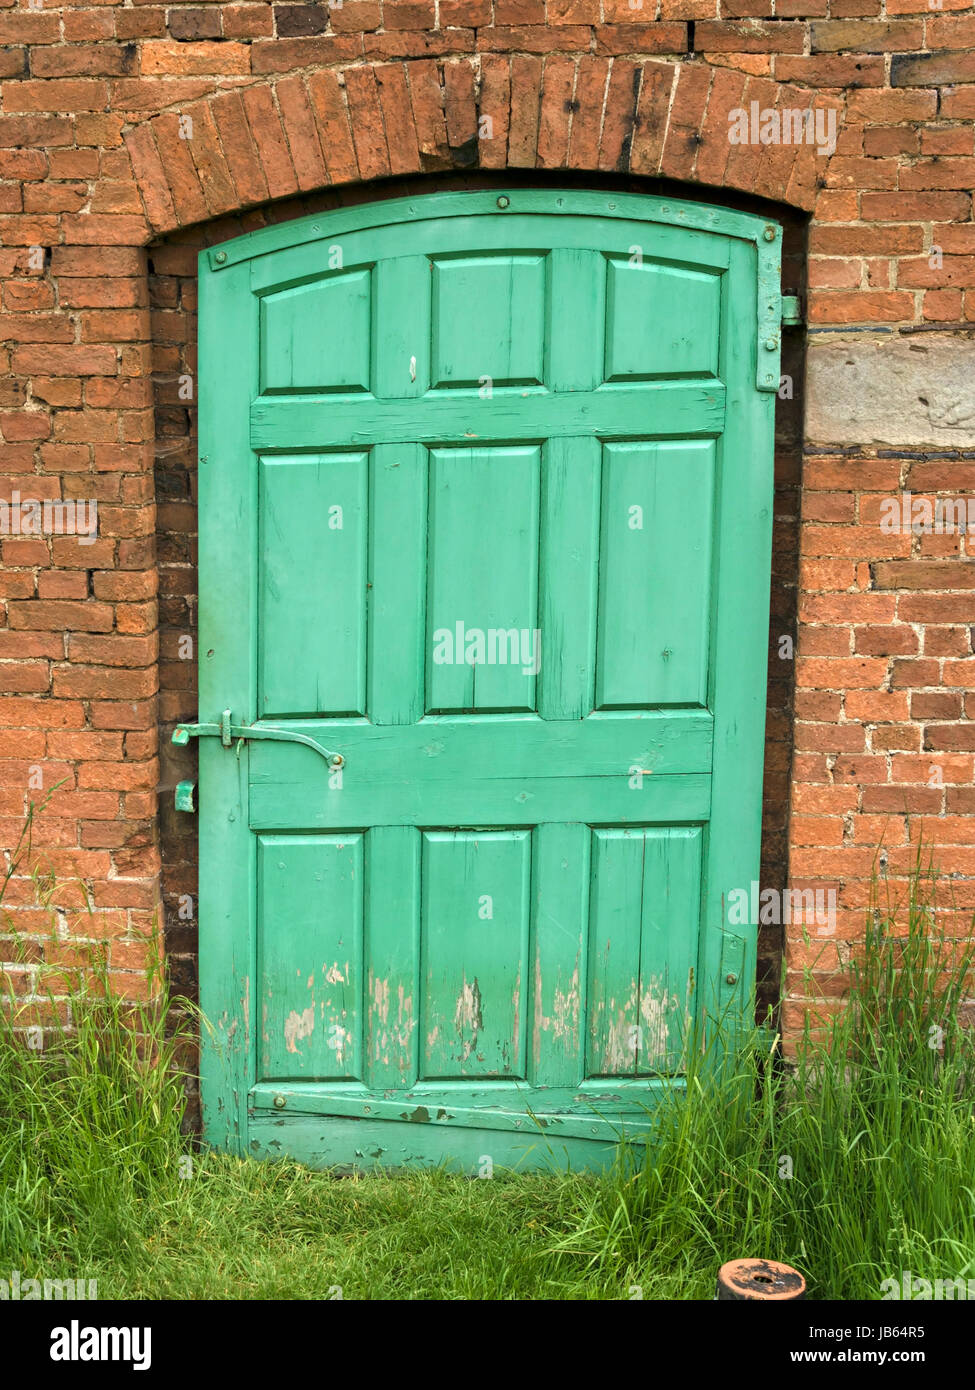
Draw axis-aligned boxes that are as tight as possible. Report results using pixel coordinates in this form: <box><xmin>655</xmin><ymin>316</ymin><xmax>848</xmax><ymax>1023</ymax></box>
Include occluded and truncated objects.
<box><xmin>172</xmin><ymin>709</ymin><xmax>344</xmax><ymax>769</ymax></box>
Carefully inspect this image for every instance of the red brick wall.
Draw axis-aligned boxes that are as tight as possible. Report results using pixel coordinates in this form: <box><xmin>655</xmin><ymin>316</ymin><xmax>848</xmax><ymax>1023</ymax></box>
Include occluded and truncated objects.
<box><xmin>2</xmin><ymin>4</ymin><xmax>974</xmax><ymax>1057</ymax></box>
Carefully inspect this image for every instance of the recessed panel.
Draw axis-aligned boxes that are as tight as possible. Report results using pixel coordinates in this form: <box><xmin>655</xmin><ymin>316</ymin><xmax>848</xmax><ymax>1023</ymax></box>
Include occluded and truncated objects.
<box><xmin>431</xmin><ymin>254</ymin><xmax>547</xmax><ymax>388</ymax></box>
<box><xmin>604</xmin><ymin>257</ymin><xmax>720</xmax><ymax>381</ymax></box>
<box><xmin>586</xmin><ymin>826</ymin><xmax>702</xmax><ymax>1078</ymax></box>
<box><xmin>426</xmin><ymin>445</ymin><xmax>541</xmax><ymax>713</ymax></box>
<box><xmin>595</xmin><ymin>440</ymin><xmax>715</xmax><ymax>709</ymax></box>
<box><xmin>420</xmin><ymin>830</ymin><xmax>531</xmax><ymax>1080</ymax></box>
<box><xmin>258</xmin><ymin>834</ymin><xmax>364</xmax><ymax>1081</ymax></box>
<box><xmin>260</xmin><ymin>268</ymin><xmax>372</xmax><ymax>393</ymax></box>
<box><xmin>258</xmin><ymin>453</ymin><xmax>367</xmax><ymax>717</ymax></box>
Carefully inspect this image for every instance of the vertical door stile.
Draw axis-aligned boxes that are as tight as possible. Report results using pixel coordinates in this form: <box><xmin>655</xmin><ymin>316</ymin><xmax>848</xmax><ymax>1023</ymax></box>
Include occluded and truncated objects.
<box><xmin>364</xmin><ymin>253</ymin><xmax>432</xmax><ymax>1091</ymax></box>
<box><xmin>700</xmin><ymin>237</ymin><xmax>776</xmax><ymax>1048</ymax></box>
<box><xmin>198</xmin><ymin>258</ymin><xmax>260</xmax><ymax>1156</ymax></box>
<box><xmin>531</xmin><ymin>248</ymin><xmax>604</xmax><ymax>1093</ymax></box>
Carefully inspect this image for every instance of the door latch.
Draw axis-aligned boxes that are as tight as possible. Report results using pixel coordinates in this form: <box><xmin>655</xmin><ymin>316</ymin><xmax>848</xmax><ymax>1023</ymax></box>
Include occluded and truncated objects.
<box><xmin>172</xmin><ymin>710</ymin><xmax>344</xmax><ymax>769</ymax></box>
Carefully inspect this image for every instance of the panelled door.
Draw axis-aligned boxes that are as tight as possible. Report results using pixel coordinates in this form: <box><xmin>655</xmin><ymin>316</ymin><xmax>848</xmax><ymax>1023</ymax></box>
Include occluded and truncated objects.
<box><xmin>188</xmin><ymin>190</ymin><xmax>780</xmax><ymax>1172</ymax></box>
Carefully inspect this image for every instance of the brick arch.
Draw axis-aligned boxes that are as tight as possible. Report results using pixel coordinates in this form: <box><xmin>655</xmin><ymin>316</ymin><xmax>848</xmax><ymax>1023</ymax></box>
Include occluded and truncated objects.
<box><xmin>124</xmin><ymin>56</ymin><xmax>844</xmax><ymax>237</ymax></box>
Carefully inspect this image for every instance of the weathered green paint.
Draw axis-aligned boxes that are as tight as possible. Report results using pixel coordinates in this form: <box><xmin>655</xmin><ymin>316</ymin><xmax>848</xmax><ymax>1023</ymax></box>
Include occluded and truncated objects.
<box><xmin>781</xmin><ymin>293</ymin><xmax>803</xmax><ymax>326</ymax></box>
<box><xmin>195</xmin><ymin>189</ymin><xmax>780</xmax><ymax>1173</ymax></box>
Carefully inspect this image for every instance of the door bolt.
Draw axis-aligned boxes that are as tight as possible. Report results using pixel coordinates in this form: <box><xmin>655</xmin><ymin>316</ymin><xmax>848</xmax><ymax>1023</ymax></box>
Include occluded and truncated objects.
<box><xmin>274</xmin><ymin>1094</ymin><xmax>286</xmax><ymax>1109</ymax></box>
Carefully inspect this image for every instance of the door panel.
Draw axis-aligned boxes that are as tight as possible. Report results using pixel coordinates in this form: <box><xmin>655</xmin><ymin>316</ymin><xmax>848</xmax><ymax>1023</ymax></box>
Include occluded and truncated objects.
<box><xmin>431</xmin><ymin>254</ymin><xmax>548</xmax><ymax>388</ymax></box>
<box><xmin>258</xmin><ymin>452</ymin><xmax>368</xmax><ymax>717</ymax></box>
<box><xmin>586</xmin><ymin>826</ymin><xmax>702</xmax><ymax>1077</ymax></box>
<box><xmin>194</xmin><ymin>190</ymin><xmax>780</xmax><ymax>1172</ymax></box>
<box><xmin>426</xmin><ymin>445</ymin><xmax>541</xmax><ymax>714</ymax></box>
<box><xmin>604</xmin><ymin>255</ymin><xmax>721</xmax><ymax>381</ymax></box>
<box><xmin>260</xmin><ymin>268</ymin><xmax>373</xmax><ymax>394</ymax></box>
<box><xmin>419</xmin><ymin>829</ymin><xmax>532</xmax><ymax>1081</ymax></box>
<box><xmin>257</xmin><ymin>833</ymin><xmax>364</xmax><ymax>1081</ymax></box>
<box><xmin>595</xmin><ymin>440</ymin><xmax>715</xmax><ymax>709</ymax></box>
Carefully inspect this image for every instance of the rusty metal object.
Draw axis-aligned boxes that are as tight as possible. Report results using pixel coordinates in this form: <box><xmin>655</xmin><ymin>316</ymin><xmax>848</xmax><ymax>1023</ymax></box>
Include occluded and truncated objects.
<box><xmin>716</xmin><ymin>1258</ymin><xmax>807</xmax><ymax>1301</ymax></box>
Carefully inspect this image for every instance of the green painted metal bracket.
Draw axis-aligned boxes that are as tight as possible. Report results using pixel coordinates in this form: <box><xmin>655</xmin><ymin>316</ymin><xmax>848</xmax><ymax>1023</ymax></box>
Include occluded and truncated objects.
<box><xmin>781</xmin><ymin>294</ymin><xmax>803</xmax><ymax>327</ymax></box>
<box><xmin>755</xmin><ymin>222</ymin><xmax>783</xmax><ymax>392</ymax></box>
<box><xmin>719</xmin><ymin>931</ymin><xmax>746</xmax><ymax>997</ymax></box>
<box><xmin>172</xmin><ymin>710</ymin><xmax>344</xmax><ymax>769</ymax></box>
<box><xmin>175</xmin><ymin>780</ymin><xmax>197</xmax><ymax>813</ymax></box>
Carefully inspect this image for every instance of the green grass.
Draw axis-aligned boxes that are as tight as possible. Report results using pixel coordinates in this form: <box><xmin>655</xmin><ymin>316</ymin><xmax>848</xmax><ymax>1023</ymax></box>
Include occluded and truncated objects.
<box><xmin>1</xmin><ymin>832</ymin><xmax>973</xmax><ymax>1300</ymax></box>
<box><xmin>546</xmin><ymin>856</ymin><xmax>975</xmax><ymax>1299</ymax></box>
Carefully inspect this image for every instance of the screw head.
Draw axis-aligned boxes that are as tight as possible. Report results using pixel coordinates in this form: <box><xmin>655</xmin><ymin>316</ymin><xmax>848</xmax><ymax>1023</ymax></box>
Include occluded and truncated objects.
<box><xmin>765</xmin><ymin>338</ymin><xmax>778</xmax><ymax>351</ymax></box>
<box><xmin>274</xmin><ymin>1094</ymin><xmax>286</xmax><ymax>1109</ymax></box>
<box><xmin>330</xmin><ymin>754</ymin><xmax>344</xmax><ymax>769</ymax></box>
<box><xmin>496</xmin><ymin>195</ymin><xmax>510</xmax><ymax>209</ymax></box>
<box><xmin>214</xmin><ymin>250</ymin><xmax>227</xmax><ymax>264</ymax></box>
<box><xmin>763</xmin><ymin>226</ymin><xmax>777</xmax><ymax>242</ymax></box>
<box><xmin>726</xmin><ymin>973</ymin><xmax>738</xmax><ymax>985</ymax></box>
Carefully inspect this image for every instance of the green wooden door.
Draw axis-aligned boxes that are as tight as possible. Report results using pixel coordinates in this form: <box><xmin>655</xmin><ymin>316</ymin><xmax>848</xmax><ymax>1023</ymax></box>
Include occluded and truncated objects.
<box><xmin>188</xmin><ymin>190</ymin><xmax>781</xmax><ymax>1172</ymax></box>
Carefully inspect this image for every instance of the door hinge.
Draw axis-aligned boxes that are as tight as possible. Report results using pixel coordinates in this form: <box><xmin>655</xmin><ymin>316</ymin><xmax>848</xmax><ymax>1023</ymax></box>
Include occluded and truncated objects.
<box><xmin>172</xmin><ymin>710</ymin><xmax>344</xmax><ymax>769</ymax></box>
<box><xmin>175</xmin><ymin>779</ymin><xmax>197</xmax><ymax>813</ymax></box>
<box><xmin>781</xmin><ymin>294</ymin><xmax>803</xmax><ymax>327</ymax></box>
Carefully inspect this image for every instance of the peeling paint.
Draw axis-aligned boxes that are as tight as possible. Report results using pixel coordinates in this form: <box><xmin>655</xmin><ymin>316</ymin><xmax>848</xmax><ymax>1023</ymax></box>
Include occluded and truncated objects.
<box><xmin>551</xmin><ymin>967</ymin><xmax>580</xmax><ymax>1044</ymax></box>
<box><xmin>453</xmin><ymin>976</ymin><xmax>483</xmax><ymax>1063</ymax></box>
<box><xmin>394</xmin><ymin>984</ymin><xmax>415</xmax><ymax>1058</ymax></box>
<box><xmin>371</xmin><ymin>973</ymin><xmax>389</xmax><ymax>1026</ymax></box>
<box><xmin>533</xmin><ymin>953</ymin><xmax>581</xmax><ymax>1065</ymax></box>
<box><xmin>284</xmin><ymin>1006</ymin><xmax>315</xmax><ymax>1054</ymax></box>
<box><xmin>366</xmin><ymin>973</ymin><xmax>416</xmax><ymax>1073</ymax></box>
<box><xmin>591</xmin><ymin>969</ymin><xmax>694</xmax><ymax>1074</ymax></box>
<box><xmin>511</xmin><ymin>967</ymin><xmax>521</xmax><ymax>1068</ymax></box>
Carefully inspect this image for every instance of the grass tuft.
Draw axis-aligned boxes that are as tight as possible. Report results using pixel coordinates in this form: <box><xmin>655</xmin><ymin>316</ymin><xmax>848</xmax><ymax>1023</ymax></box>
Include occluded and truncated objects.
<box><xmin>1</xmin><ymin>821</ymin><xmax>972</xmax><ymax>1300</ymax></box>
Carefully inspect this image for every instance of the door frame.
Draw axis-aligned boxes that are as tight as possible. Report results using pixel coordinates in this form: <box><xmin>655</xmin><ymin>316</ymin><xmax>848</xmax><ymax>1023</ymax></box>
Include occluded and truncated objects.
<box><xmin>193</xmin><ymin>188</ymin><xmax>782</xmax><ymax>1158</ymax></box>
